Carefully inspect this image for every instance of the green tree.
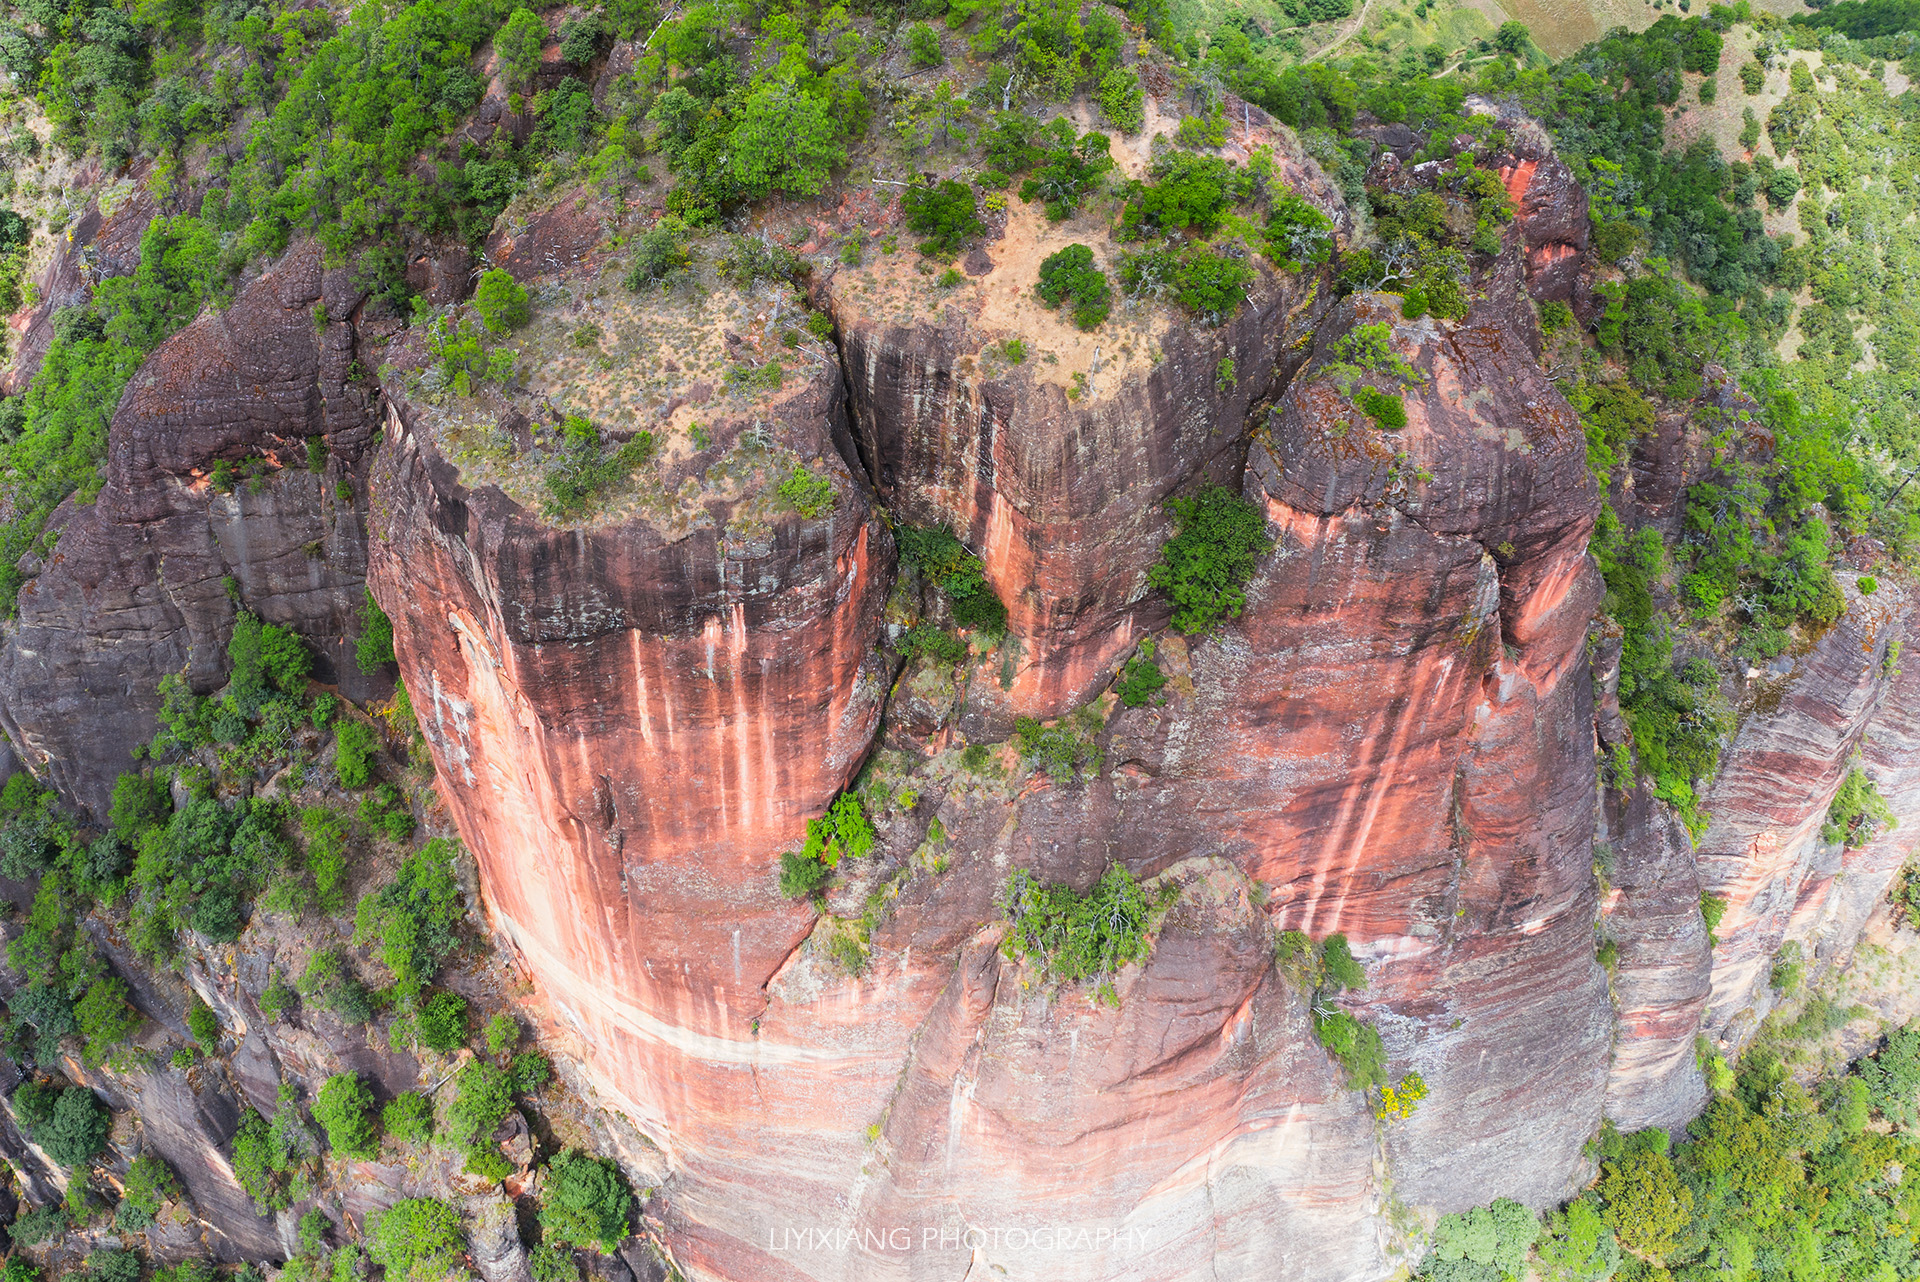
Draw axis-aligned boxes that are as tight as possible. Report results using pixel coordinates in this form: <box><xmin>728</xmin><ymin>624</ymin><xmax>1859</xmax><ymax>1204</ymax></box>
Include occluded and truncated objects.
<box><xmin>1035</xmin><ymin>244</ymin><xmax>1111</xmax><ymax>330</ymax></box>
<box><xmin>1147</xmin><ymin>484</ymin><xmax>1275</xmax><ymax>633</ymax></box>
<box><xmin>472</xmin><ymin>269</ymin><xmax>531</xmax><ymax>335</ymax></box>
<box><xmin>906</xmin><ymin>22</ymin><xmax>941</xmax><ymax>67</ymax></box>
<box><xmin>496</xmin><ymin>8</ymin><xmax>547</xmax><ymax>88</ymax></box>
<box><xmin>37</xmin><ymin>1087</ymin><xmax>110</xmax><ymax>1168</ymax></box>
<box><xmin>1598</xmin><ymin>1145</ymin><xmax>1691</xmax><ymax>1260</ymax></box>
<box><xmin>728</xmin><ymin>84</ymin><xmax>843</xmax><ymax>198</ymax></box>
<box><xmin>314</xmin><ymin>1073</ymin><xmax>378</xmax><ymax>1159</ymax></box>
<box><xmin>383</xmin><ymin>1092</ymin><xmax>434</xmax><ymax>1144</ymax></box>
<box><xmin>539</xmin><ymin>1149</ymin><xmax>634</xmax><ymax>1253</ymax></box>
<box><xmin>371</xmin><ymin>1198</ymin><xmax>466</xmax><ymax>1282</ymax></box>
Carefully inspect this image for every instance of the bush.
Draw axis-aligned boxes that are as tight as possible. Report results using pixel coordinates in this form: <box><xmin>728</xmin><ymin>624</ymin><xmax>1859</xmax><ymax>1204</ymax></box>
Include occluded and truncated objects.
<box><xmin>354</xmin><ymin>838</ymin><xmax>465</xmax><ymax>998</ymax></box>
<box><xmin>1013</xmin><ymin>713</ymin><xmax>1103</xmax><ymax>782</ymax></box>
<box><xmin>511</xmin><ymin>1051</ymin><xmax>551</xmax><ymax>1093</ymax></box>
<box><xmin>1113</xmin><ymin>639</ymin><xmax>1167</xmax><ymax>707</ymax></box>
<box><xmin>1096</xmin><ymin>67</ymin><xmax>1144</xmax><ymax>133</ymax></box>
<box><xmin>896</xmin><ymin>625</ymin><xmax>968</xmax><ymax>665</ymax></box>
<box><xmin>89</xmin><ymin>1252</ymin><xmax>139</xmax><ymax>1282</ymax></box>
<box><xmin>187</xmin><ymin>997</ymin><xmax>220</xmax><ymax>1051</ymax></box>
<box><xmin>445</xmin><ymin>1061</ymin><xmax>514</xmax><ymax>1152</ymax></box>
<box><xmin>356</xmin><ymin>589</ymin><xmax>395</xmax><ymax>673</ymax></box>
<box><xmin>1424</xmin><ymin>1198</ymin><xmax>1539</xmax><ymax>1280</ymax></box>
<box><xmin>122</xmin><ymin>1152</ymin><xmax>181</xmax><ymax>1220</ymax></box>
<box><xmin>1597</xmin><ymin>1146</ymin><xmax>1691</xmax><ymax>1260</ymax></box>
<box><xmin>1824</xmin><ymin>766</ymin><xmax>1896</xmax><ymax>847</ymax></box>
<box><xmin>1740</xmin><ymin>59</ymin><xmax>1764</xmax><ymax>93</ymax></box>
<box><xmin>1354</xmin><ymin>386</ymin><xmax>1407</xmax><ymax>430</ymax></box>
<box><xmin>777</xmin><ymin>466</ymin><xmax>835</xmax><ymax>517</ymax></box>
<box><xmin>10</xmin><ymin>1206</ymin><xmax>67</xmax><ymax>1245</ymax></box>
<box><xmin>1700</xmin><ymin>891</ymin><xmax>1727</xmax><ymax>946</ymax></box>
<box><xmin>1035</xmin><ymin>244</ymin><xmax>1111</xmax><ymax>330</ymax></box>
<box><xmin>314</xmin><ymin>1073</ymin><xmax>378</xmax><ymax>1159</ymax></box>
<box><xmin>384</xmin><ymin>1092</ymin><xmax>434</xmax><ymax>1145</ymax></box>
<box><xmin>1118</xmin><ymin>244</ymin><xmax>1256</xmax><ymax>323</ymax></box>
<box><xmin>1859</xmin><ymin>1021</ymin><xmax>1920</xmax><ymax>1130</ymax></box>
<box><xmin>544</xmin><ymin>417</ymin><xmax>656</xmax><ymax>518</ymax></box>
<box><xmin>540</xmin><ymin>1149</ymin><xmax>634</xmax><ymax>1253</ymax></box>
<box><xmin>528</xmin><ymin>1244</ymin><xmax>579</xmax><ymax>1282</ymax></box>
<box><xmin>902</xmin><ymin>180</ymin><xmax>984</xmax><ymax>257</ymax></box>
<box><xmin>485</xmin><ymin>1014</ymin><xmax>520</xmax><ymax>1058</ymax></box>
<box><xmin>1148</xmin><ymin>485</ymin><xmax>1275</xmax><ymax>633</ymax></box>
<box><xmin>370</xmin><ymin>1199</ymin><xmax>465</xmax><ymax>1282</ymax></box>
<box><xmin>1000</xmin><ymin>865</ymin><xmax>1162</xmax><ymax>1004</ymax></box>
<box><xmin>776</xmin><ymin>794</ymin><xmax>875</xmax><ymax>896</ymax></box>
<box><xmin>1267</xmin><ymin>194</ymin><xmax>1334</xmax><ymax>270</ymax></box>
<box><xmin>1310</xmin><ymin>1007</ymin><xmax>1386</xmax><ymax>1090</ymax></box>
<box><xmin>74</xmin><ymin>978</ymin><xmax>142</xmax><ymax>1067</ymax></box>
<box><xmin>110</xmin><ymin>771</ymin><xmax>170</xmax><ymax>842</ymax></box>
<box><xmin>36</xmin><ymin>1086</ymin><xmax>110</xmax><ymax>1168</ymax></box>
<box><xmin>625</xmin><ymin>220</ymin><xmax>690</xmax><ymax>290</ymax></box>
<box><xmin>473</xmin><ymin>270</ymin><xmax>530</xmax><ymax>336</ymax></box>
<box><xmin>906</xmin><ymin>21</ymin><xmax>941</xmax><ymax>67</ymax></box>
<box><xmin>334</xmin><ymin>720</ymin><xmax>378</xmax><ymax>789</ymax></box>
<box><xmin>1319</xmin><ymin>934</ymin><xmax>1367</xmax><ymax>991</ymax></box>
<box><xmin>415</xmin><ymin>991</ymin><xmax>469</xmax><ymax>1053</ymax></box>
<box><xmin>896</xmin><ymin>524</ymin><xmax>1007</xmax><ymax>633</ymax></box>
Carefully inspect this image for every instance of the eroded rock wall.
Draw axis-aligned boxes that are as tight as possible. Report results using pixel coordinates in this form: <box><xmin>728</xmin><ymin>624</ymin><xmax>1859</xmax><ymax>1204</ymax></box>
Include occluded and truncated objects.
<box><xmin>0</xmin><ymin>241</ymin><xmax>382</xmax><ymax>818</ymax></box>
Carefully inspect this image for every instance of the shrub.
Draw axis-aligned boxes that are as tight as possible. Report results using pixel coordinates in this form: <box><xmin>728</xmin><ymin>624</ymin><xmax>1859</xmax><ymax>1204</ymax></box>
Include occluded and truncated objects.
<box><xmin>1425</xmin><ymin>1198</ymin><xmax>1540</xmax><ymax>1279</ymax></box>
<box><xmin>110</xmin><ymin>771</ymin><xmax>170</xmax><ymax>841</ymax></box>
<box><xmin>906</xmin><ymin>21</ymin><xmax>941</xmax><ymax>66</ymax></box>
<box><xmin>1859</xmin><ymin>1022</ymin><xmax>1920</xmax><ymax>1130</ymax></box>
<box><xmin>511</xmin><ymin>1051</ymin><xmax>552</xmax><ymax>1093</ymax></box>
<box><xmin>485</xmin><ymin>1014</ymin><xmax>520</xmax><ymax>1058</ymax></box>
<box><xmin>1148</xmin><ymin>484</ymin><xmax>1274</xmax><ymax>634</ymax></box>
<box><xmin>122</xmin><ymin>1153</ymin><xmax>180</xmax><ymax>1219</ymax></box>
<box><xmin>472</xmin><ymin>270</ymin><xmax>530</xmax><ymax>336</ymax></box>
<box><xmin>356</xmin><ymin>589</ymin><xmax>395</xmax><ymax>673</ymax></box>
<box><xmin>188</xmin><ymin>997</ymin><xmax>220</xmax><ymax>1051</ymax></box>
<box><xmin>370</xmin><ymin>1198</ymin><xmax>466</xmax><ymax>1282</ymax></box>
<box><xmin>384</xmin><ymin>1092</ymin><xmax>434</xmax><ymax>1144</ymax></box>
<box><xmin>540</xmin><ymin>1149</ymin><xmax>634</xmax><ymax>1253</ymax></box>
<box><xmin>299</xmin><ymin>947</ymin><xmax>378</xmax><ymax>1024</ymax></box>
<box><xmin>625</xmin><ymin>220</ymin><xmax>690</xmax><ymax>290</ymax></box>
<box><xmin>354</xmin><ymin>838</ymin><xmax>465</xmax><ymax>998</ymax></box>
<box><xmin>314</xmin><ymin>1073</ymin><xmax>378</xmax><ymax>1159</ymax></box>
<box><xmin>1034</xmin><ymin>244</ymin><xmax>1110</xmax><ymax>330</ymax></box>
<box><xmin>1311</xmin><ymin>1008</ymin><xmax>1387</xmax><ymax>1090</ymax></box>
<box><xmin>36</xmin><ymin>1086</ymin><xmax>110</xmax><ymax>1168</ymax></box>
<box><xmin>528</xmin><ymin>1244</ymin><xmax>579</xmax><ymax>1282</ymax></box>
<box><xmin>1013</xmin><ymin>713</ymin><xmax>1103</xmax><ymax>781</ymax></box>
<box><xmin>896</xmin><ymin>625</ymin><xmax>968</xmax><ymax>665</ymax></box>
<box><xmin>74</xmin><ymin>978</ymin><xmax>141</xmax><ymax>1066</ymax></box>
<box><xmin>1113</xmin><ymin>639</ymin><xmax>1167</xmax><ymax>707</ymax></box>
<box><xmin>334</xmin><ymin>720</ymin><xmax>378</xmax><ymax>789</ymax></box>
<box><xmin>896</xmin><ymin>524</ymin><xmax>1007</xmax><ymax>633</ymax></box>
<box><xmin>1267</xmin><ymin>193</ymin><xmax>1334</xmax><ymax>270</ymax></box>
<box><xmin>1096</xmin><ymin>67</ymin><xmax>1143</xmax><ymax>133</ymax></box>
<box><xmin>1824</xmin><ymin>766</ymin><xmax>1896</xmax><ymax>847</ymax></box>
<box><xmin>1700</xmin><ymin>891</ymin><xmax>1727</xmax><ymax>946</ymax></box>
<box><xmin>1354</xmin><ymin>386</ymin><xmax>1407</xmax><ymax>430</ymax></box>
<box><xmin>1319</xmin><ymin>934</ymin><xmax>1367</xmax><ymax>991</ymax></box>
<box><xmin>1001</xmin><ymin>865</ymin><xmax>1162</xmax><ymax>1004</ymax></box>
<box><xmin>778</xmin><ymin>466</ymin><xmax>835</xmax><ymax>518</ymax></box>
<box><xmin>89</xmin><ymin>1252</ymin><xmax>140</xmax><ymax>1282</ymax></box>
<box><xmin>1740</xmin><ymin>59</ymin><xmax>1764</xmax><ymax>93</ymax></box>
<box><xmin>10</xmin><ymin>1206</ymin><xmax>67</xmax><ymax>1245</ymax></box>
<box><xmin>544</xmin><ymin>417</ymin><xmax>656</xmax><ymax>518</ymax></box>
<box><xmin>902</xmin><ymin>180</ymin><xmax>983</xmax><ymax>257</ymax></box>
<box><xmin>1118</xmin><ymin>244</ymin><xmax>1256</xmax><ymax>324</ymax></box>
<box><xmin>776</xmin><ymin>794</ymin><xmax>875</xmax><ymax>896</ymax></box>
<box><xmin>1597</xmin><ymin>1146</ymin><xmax>1691</xmax><ymax>1260</ymax></box>
<box><xmin>1121</xmin><ymin>152</ymin><xmax>1239</xmax><ymax>240</ymax></box>
<box><xmin>445</xmin><ymin>1061</ymin><xmax>514</xmax><ymax>1152</ymax></box>
<box><xmin>415</xmin><ymin>991</ymin><xmax>469</xmax><ymax>1053</ymax></box>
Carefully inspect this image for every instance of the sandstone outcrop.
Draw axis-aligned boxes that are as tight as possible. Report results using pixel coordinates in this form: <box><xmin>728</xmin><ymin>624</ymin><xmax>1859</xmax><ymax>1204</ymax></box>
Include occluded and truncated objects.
<box><xmin>0</xmin><ymin>241</ymin><xmax>383</xmax><ymax>818</ymax></box>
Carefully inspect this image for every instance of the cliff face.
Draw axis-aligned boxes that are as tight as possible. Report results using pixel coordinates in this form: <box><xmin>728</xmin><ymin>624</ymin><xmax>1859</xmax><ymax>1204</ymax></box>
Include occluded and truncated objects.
<box><xmin>0</xmin><ymin>241</ymin><xmax>383</xmax><ymax>817</ymax></box>
<box><xmin>7</xmin><ymin>104</ymin><xmax>1920</xmax><ymax>1282</ymax></box>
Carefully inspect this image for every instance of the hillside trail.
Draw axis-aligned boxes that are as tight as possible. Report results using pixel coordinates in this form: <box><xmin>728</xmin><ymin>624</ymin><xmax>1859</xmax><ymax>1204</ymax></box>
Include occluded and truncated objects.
<box><xmin>1308</xmin><ymin>0</ymin><xmax>1378</xmax><ymax>60</ymax></box>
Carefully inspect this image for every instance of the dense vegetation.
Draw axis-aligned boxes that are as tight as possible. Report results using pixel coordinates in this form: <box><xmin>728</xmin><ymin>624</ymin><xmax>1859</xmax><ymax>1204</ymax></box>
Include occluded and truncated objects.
<box><xmin>999</xmin><ymin>864</ymin><xmax>1171</xmax><ymax>1005</ymax></box>
<box><xmin>1421</xmin><ymin>1024</ymin><xmax>1920</xmax><ymax>1282</ymax></box>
